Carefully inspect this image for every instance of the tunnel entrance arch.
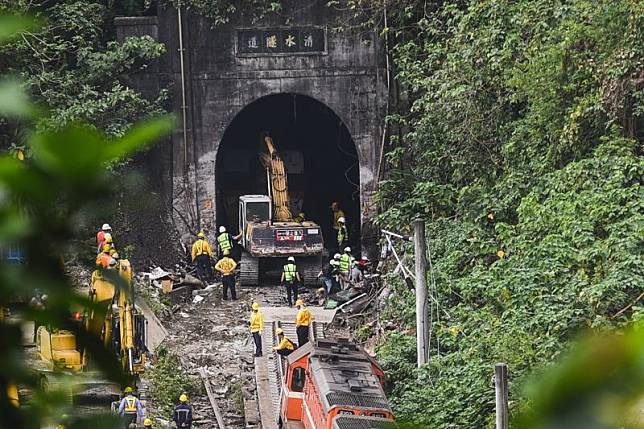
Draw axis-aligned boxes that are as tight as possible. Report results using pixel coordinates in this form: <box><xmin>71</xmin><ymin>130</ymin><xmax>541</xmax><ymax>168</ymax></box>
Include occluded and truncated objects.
<box><xmin>215</xmin><ymin>93</ymin><xmax>361</xmax><ymax>252</ymax></box>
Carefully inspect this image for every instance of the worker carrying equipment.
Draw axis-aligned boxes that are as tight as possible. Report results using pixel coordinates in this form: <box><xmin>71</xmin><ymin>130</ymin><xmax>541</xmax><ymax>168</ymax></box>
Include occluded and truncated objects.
<box><xmin>118</xmin><ymin>387</ymin><xmax>144</xmax><ymax>428</ymax></box>
<box><xmin>214</xmin><ymin>250</ymin><xmax>238</xmax><ymax>300</ymax></box>
<box><xmin>331</xmin><ymin>202</ymin><xmax>345</xmax><ymax>232</ymax></box>
<box><xmin>281</xmin><ymin>256</ymin><xmax>301</xmax><ymax>307</ymax></box>
<box><xmin>273</xmin><ymin>327</ymin><xmax>296</xmax><ymax>357</ymax></box>
<box><xmin>249</xmin><ymin>303</ymin><xmax>264</xmax><ymax>357</ymax></box>
<box><xmin>295</xmin><ymin>299</ymin><xmax>313</xmax><ymax>347</ymax></box>
<box><xmin>337</xmin><ymin>217</ymin><xmax>348</xmax><ymax>251</ymax></box>
<box><xmin>172</xmin><ymin>394</ymin><xmax>193</xmax><ymax>428</ymax></box>
<box><xmin>191</xmin><ymin>231</ymin><xmax>214</xmax><ymax>285</ymax></box>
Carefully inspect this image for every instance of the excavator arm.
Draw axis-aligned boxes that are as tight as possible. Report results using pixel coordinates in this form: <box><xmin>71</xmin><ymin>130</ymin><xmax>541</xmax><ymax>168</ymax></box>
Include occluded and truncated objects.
<box><xmin>260</xmin><ymin>136</ymin><xmax>292</xmax><ymax>222</ymax></box>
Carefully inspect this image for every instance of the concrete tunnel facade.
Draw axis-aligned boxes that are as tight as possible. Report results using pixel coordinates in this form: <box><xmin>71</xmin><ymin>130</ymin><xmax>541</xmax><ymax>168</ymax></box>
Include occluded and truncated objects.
<box><xmin>115</xmin><ymin>1</ymin><xmax>387</xmax><ymax>256</ymax></box>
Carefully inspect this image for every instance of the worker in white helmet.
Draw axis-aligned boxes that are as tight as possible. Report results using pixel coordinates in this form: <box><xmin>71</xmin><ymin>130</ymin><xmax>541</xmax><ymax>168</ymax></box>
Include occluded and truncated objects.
<box><xmin>96</xmin><ymin>223</ymin><xmax>112</xmax><ymax>254</ymax></box>
<box><xmin>216</xmin><ymin>225</ymin><xmax>243</xmax><ymax>260</ymax></box>
<box><xmin>338</xmin><ymin>247</ymin><xmax>354</xmax><ymax>289</ymax></box>
<box><xmin>281</xmin><ymin>256</ymin><xmax>301</xmax><ymax>306</ymax></box>
<box><xmin>336</xmin><ymin>216</ymin><xmax>348</xmax><ymax>253</ymax></box>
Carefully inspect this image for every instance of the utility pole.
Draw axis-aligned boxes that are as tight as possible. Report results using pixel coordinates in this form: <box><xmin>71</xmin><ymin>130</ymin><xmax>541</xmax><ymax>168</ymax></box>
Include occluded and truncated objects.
<box><xmin>495</xmin><ymin>363</ymin><xmax>509</xmax><ymax>429</ymax></box>
<box><xmin>413</xmin><ymin>219</ymin><xmax>429</xmax><ymax>367</ymax></box>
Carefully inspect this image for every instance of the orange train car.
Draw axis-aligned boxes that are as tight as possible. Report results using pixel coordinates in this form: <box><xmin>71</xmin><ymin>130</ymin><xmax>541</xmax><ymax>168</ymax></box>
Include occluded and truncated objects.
<box><xmin>279</xmin><ymin>338</ymin><xmax>394</xmax><ymax>429</ymax></box>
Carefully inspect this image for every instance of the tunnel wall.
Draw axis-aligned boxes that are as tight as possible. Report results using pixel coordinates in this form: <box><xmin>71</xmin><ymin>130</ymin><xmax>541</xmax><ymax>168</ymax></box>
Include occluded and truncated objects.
<box><xmin>116</xmin><ymin>2</ymin><xmax>387</xmax><ymax>254</ymax></box>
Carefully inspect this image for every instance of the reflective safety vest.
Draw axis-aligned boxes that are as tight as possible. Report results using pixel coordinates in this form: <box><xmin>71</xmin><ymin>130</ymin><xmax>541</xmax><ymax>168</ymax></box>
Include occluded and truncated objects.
<box><xmin>124</xmin><ymin>396</ymin><xmax>138</xmax><ymax>413</ymax></box>
<box><xmin>339</xmin><ymin>253</ymin><xmax>352</xmax><ymax>273</ymax></box>
<box><xmin>217</xmin><ymin>233</ymin><xmax>232</xmax><ymax>251</ymax></box>
<box><xmin>283</xmin><ymin>263</ymin><xmax>298</xmax><ymax>282</ymax></box>
<box><xmin>337</xmin><ymin>225</ymin><xmax>348</xmax><ymax>245</ymax></box>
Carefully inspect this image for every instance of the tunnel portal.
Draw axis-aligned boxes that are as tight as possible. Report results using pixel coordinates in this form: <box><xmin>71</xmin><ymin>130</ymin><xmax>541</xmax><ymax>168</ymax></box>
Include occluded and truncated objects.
<box><xmin>216</xmin><ymin>94</ymin><xmax>360</xmax><ymax>251</ymax></box>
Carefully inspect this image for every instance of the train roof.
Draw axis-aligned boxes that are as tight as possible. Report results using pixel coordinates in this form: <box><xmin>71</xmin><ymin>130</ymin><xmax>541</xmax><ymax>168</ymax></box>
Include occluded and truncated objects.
<box><xmin>332</xmin><ymin>416</ymin><xmax>394</xmax><ymax>429</ymax></box>
<box><xmin>292</xmin><ymin>339</ymin><xmax>391</xmax><ymax>413</ymax></box>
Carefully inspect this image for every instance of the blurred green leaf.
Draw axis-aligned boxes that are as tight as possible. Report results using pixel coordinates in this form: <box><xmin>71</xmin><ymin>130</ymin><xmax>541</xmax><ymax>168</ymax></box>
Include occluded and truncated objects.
<box><xmin>0</xmin><ymin>78</ymin><xmax>34</xmax><ymax>118</ymax></box>
<box><xmin>104</xmin><ymin>114</ymin><xmax>175</xmax><ymax>163</ymax></box>
<box><xmin>0</xmin><ymin>14</ymin><xmax>39</xmax><ymax>43</ymax></box>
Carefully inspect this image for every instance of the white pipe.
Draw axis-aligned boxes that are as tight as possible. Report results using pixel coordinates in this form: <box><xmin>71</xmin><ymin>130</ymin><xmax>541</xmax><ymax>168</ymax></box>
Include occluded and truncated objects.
<box><xmin>177</xmin><ymin>4</ymin><xmax>188</xmax><ymax>172</ymax></box>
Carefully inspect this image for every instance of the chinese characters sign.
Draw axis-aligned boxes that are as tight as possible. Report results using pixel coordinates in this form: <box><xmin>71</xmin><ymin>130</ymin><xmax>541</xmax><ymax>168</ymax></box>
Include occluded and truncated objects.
<box><xmin>237</xmin><ymin>28</ymin><xmax>326</xmax><ymax>55</ymax></box>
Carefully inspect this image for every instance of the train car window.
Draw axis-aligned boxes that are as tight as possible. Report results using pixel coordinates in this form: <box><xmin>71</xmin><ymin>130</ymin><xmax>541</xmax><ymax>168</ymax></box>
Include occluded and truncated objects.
<box><xmin>370</xmin><ymin>413</ymin><xmax>387</xmax><ymax>418</ymax></box>
<box><xmin>338</xmin><ymin>410</ymin><xmax>355</xmax><ymax>415</ymax></box>
<box><xmin>291</xmin><ymin>367</ymin><xmax>305</xmax><ymax>392</ymax></box>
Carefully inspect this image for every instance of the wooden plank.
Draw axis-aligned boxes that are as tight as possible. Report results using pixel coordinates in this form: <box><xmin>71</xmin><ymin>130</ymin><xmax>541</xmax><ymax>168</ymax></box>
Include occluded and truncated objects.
<box><xmin>199</xmin><ymin>368</ymin><xmax>228</xmax><ymax>429</ymax></box>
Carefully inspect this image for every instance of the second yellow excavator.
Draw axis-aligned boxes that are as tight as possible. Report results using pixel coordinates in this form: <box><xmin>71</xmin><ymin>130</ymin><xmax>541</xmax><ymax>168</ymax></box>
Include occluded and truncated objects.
<box><xmin>34</xmin><ymin>258</ymin><xmax>146</xmax><ymax>409</ymax></box>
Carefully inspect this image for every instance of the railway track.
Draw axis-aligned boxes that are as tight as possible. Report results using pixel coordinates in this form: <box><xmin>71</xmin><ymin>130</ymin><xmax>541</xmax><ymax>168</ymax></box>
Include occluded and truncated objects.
<box><xmin>254</xmin><ymin>307</ymin><xmax>336</xmax><ymax>429</ymax></box>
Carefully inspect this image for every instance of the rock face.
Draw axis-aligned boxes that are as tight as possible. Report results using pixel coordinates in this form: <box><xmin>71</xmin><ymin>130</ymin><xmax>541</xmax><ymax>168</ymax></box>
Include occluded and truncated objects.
<box><xmin>115</xmin><ymin>2</ymin><xmax>386</xmax><ymax>257</ymax></box>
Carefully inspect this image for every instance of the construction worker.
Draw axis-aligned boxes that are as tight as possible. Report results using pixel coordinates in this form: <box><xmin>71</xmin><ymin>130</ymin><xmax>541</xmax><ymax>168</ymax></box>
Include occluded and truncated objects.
<box><xmin>281</xmin><ymin>256</ymin><xmax>301</xmax><ymax>307</ymax></box>
<box><xmin>318</xmin><ymin>254</ymin><xmax>339</xmax><ymax>294</ymax></box>
<box><xmin>172</xmin><ymin>393</ymin><xmax>193</xmax><ymax>429</ymax></box>
<box><xmin>273</xmin><ymin>327</ymin><xmax>296</xmax><ymax>357</ymax></box>
<box><xmin>104</xmin><ymin>234</ymin><xmax>117</xmax><ymax>255</ymax></box>
<box><xmin>214</xmin><ymin>249</ymin><xmax>237</xmax><ymax>300</ymax></box>
<box><xmin>330</xmin><ymin>201</ymin><xmax>345</xmax><ymax>233</ymax></box>
<box><xmin>96</xmin><ymin>223</ymin><xmax>112</xmax><ymax>253</ymax></box>
<box><xmin>191</xmin><ymin>231</ymin><xmax>214</xmax><ymax>284</ymax></box>
<box><xmin>338</xmin><ymin>247</ymin><xmax>354</xmax><ymax>289</ymax></box>
<box><xmin>337</xmin><ymin>217</ymin><xmax>349</xmax><ymax>251</ymax></box>
<box><xmin>118</xmin><ymin>386</ymin><xmax>144</xmax><ymax>428</ymax></box>
<box><xmin>249</xmin><ymin>303</ymin><xmax>264</xmax><ymax>357</ymax></box>
<box><xmin>143</xmin><ymin>418</ymin><xmax>153</xmax><ymax>427</ymax></box>
<box><xmin>96</xmin><ymin>244</ymin><xmax>113</xmax><ymax>269</ymax></box>
<box><xmin>216</xmin><ymin>226</ymin><xmax>242</xmax><ymax>259</ymax></box>
<box><xmin>295</xmin><ymin>299</ymin><xmax>312</xmax><ymax>346</ymax></box>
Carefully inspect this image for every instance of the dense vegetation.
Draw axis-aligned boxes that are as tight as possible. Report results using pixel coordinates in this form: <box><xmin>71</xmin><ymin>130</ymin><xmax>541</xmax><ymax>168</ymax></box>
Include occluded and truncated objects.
<box><xmin>370</xmin><ymin>0</ymin><xmax>643</xmax><ymax>427</ymax></box>
<box><xmin>0</xmin><ymin>0</ymin><xmax>166</xmax><ymax>157</ymax></box>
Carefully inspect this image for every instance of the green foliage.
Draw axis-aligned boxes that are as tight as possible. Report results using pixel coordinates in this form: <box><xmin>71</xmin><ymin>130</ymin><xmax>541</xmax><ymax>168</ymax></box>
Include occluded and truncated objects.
<box><xmin>0</xmin><ymin>13</ymin><xmax>173</xmax><ymax>428</ymax></box>
<box><xmin>169</xmin><ymin>0</ymin><xmax>282</xmax><ymax>25</ymax></box>
<box><xmin>147</xmin><ymin>347</ymin><xmax>201</xmax><ymax>417</ymax></box>
<box><xmin>371</xmin><ymin>0</ymin><xmax>644</xmax><ymax>427</ymax></box>
<box><xmin>0</xmin><ymin>1</ymin><xmax>167</xmax><ymax>156</ymax></box>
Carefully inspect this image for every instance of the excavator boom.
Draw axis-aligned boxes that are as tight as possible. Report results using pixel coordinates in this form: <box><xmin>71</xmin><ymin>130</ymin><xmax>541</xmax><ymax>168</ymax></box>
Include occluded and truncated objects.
<box><xmin>260</xmin><ymin>136</ymin><xmax>292</xmax><ymax>222</ymax></box>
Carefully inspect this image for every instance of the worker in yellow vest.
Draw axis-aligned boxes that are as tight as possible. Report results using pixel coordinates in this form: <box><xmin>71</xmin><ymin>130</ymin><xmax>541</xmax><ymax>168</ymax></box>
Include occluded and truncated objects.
<box><xmin>273</xmin><ymin>328</ymin><xmax>296</xmax><ymax>357</ymax></box>
<box><xmin>337</xmin><ymin>217</ymin><xmax>349</xmax><ymax>252</ymax></box>
<box><xmin>191</xmin><ymin>231</ymin><xmax>214</xmax><ymax>284</ymax></box>
<box><xmin>216</xmin><ymin>226</ymin><xmax>242</xmax><ymax>260</ymax></box>
<box><xmin>118</xmin><ymin>387</ymin><xmax>144</xmax><ymax>428</ymax></box>
<box><xmin>281</xmin><ymin>256</ymin><xmax>301</xmax><ymax>306</ymax></box>
<box><xmin>249</xmin><ymin>303</ymin><xmax>264</xmax><ymax>357</ymax></box>
<box><xmin>295</xmin><ymin>299</ymin><xmax>313</xmax><ymax>346</ymax></box>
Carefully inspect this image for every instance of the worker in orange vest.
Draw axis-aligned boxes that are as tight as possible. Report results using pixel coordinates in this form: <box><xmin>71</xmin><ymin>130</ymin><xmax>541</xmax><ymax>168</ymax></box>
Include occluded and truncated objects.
<box><xmin>96</xmin><ymin>223</ymin><xmax>111</xmax><ymax>253</ymax></box>
<box><xmin>96</xmin><ymin>244</ymin><xmax>113</xmax><ymax>269</ymax></box>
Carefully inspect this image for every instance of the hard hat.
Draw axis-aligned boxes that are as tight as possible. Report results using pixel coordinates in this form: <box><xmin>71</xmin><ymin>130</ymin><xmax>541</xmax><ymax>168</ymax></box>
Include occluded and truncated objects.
<box><xmin>252</xmin><ymin>302</ymin><xmax>260</xmax><ymax>310</ymax></box>
<box><xmin>197</xmin><ymin>231</ymin><xmax>205</xmax><ymax>238</ymax></box>
<box><xmin>103</xmin><ymin>244</ymin><xmax>111</xmax><ymax>252</ymax></box>
<box><xmin>337</xmin><ymin>217</ymin><xmax>345</xmax><ymax>223</ymax></box>
<box><xmin>101</xmin><ymin>223</ymin><xmax>111</xmax><ymax>231</ymax></box>
<box><xmin>143</xmin><ymin>418</ymin><xmax>153</xmax><ymax>427</ymax></box>
<box><xmin>124</xmin><ymin>386</ymin><xmax>133</xmax><ymax>393</ymax></box>
<box><xmin>276</xmin><ymin>328</ymin><xmax>284</xmax><ymax>336</ymax></box>
<box><xmin>223</xmin><ymin>249</ymin><xmax>230</xmax><ymax>256</ymax></box>
<box><xmin>287</xmin><ymin>256</ymin><xmax>295</xmax><ymax>262</ymax></box>
<box><xmin>108</xmin><ymin>258</ymin><xmax>117</xmax><ymax>267</ymax></box>
<box><xmin>361</xmin><ymin>256</ymin><xmax>369</xmax><ymax>261</ymax></box>
<box><xmin>219</xmin><ymin>226</ymin><xmax>226</xmax><ymax>233</ymax></box>
<box><xmin>344</xmin><ymin>247</ymin><xmax>351</xmax><ymax>253</ymax></box>
<box><xmin>333</xmin><ymin>253</ymin><xmax>341</xmax><ymax>260</ymax></box>
<box><xmin>179</xmin><ymin>393</ymin><xmax>188</xmax><ymax>402</ymax></box>
<box><xmin>295</xmin><ymin>299</ymin><xmax>304</xmax><ymax>307</ymax></box>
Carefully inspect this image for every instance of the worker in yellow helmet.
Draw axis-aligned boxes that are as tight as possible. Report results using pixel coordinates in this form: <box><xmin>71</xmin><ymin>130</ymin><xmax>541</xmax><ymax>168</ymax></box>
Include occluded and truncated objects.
<box><xmin>96</xmin><ymin>244</ymin><xmax>113</xmax><ymax>269</ymax></box>
<box><xmin>273</xmin><ymin>327</ymin><xmax>296</xmax><ymax>357</ymax></box>
<box><xmin>191</xmin><ymin>231</ymin><xmax>214</xmax><ymax>285</ymax></box>
<box><xmin>143</xmin><ymin>418</ymin><xmax>153</xmax><ymax>427</ymax></box>
<box><xmin>214</xmin><ymin>249</ymin><xmax>238</xmax><ymax>300</ymax></box>
<box><xmin>249</xmin><ymin>303</ymin><xmax>264</xmax><ymax>357</ymax></box>
<box><xmin>172</xmin><ymin>393</ymin><xmax>193</xmax><ymax>428</ymax></box>
<box><xmin>295</xmin><ymin>299</ymin><xmax>313</xmax><ymax>346</ymax></box>
<box><xmin>118</xmin><ymin>386</ymin><xmax>144</xmax><ymax>428</ymax></box>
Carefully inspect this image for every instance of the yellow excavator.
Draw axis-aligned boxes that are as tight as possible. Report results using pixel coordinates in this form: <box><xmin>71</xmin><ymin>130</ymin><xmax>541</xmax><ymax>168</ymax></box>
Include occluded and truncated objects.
<box><xmin>35</xmin><ymin>258</ymin><xmax>146</xmax><ymax>408</ymax></box>
<box><xmin>238</xmin><ymin>135</ymin><xmax>324</xmax><ymax>285</ymax></box>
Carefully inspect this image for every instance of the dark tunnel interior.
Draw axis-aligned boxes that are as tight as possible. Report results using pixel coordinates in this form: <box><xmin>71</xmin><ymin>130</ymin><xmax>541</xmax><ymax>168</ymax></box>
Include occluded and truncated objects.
<box><xmin>216</xmin><ymin>93</ymin><xmax>360</xmax><ymax>251</ymax></box>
